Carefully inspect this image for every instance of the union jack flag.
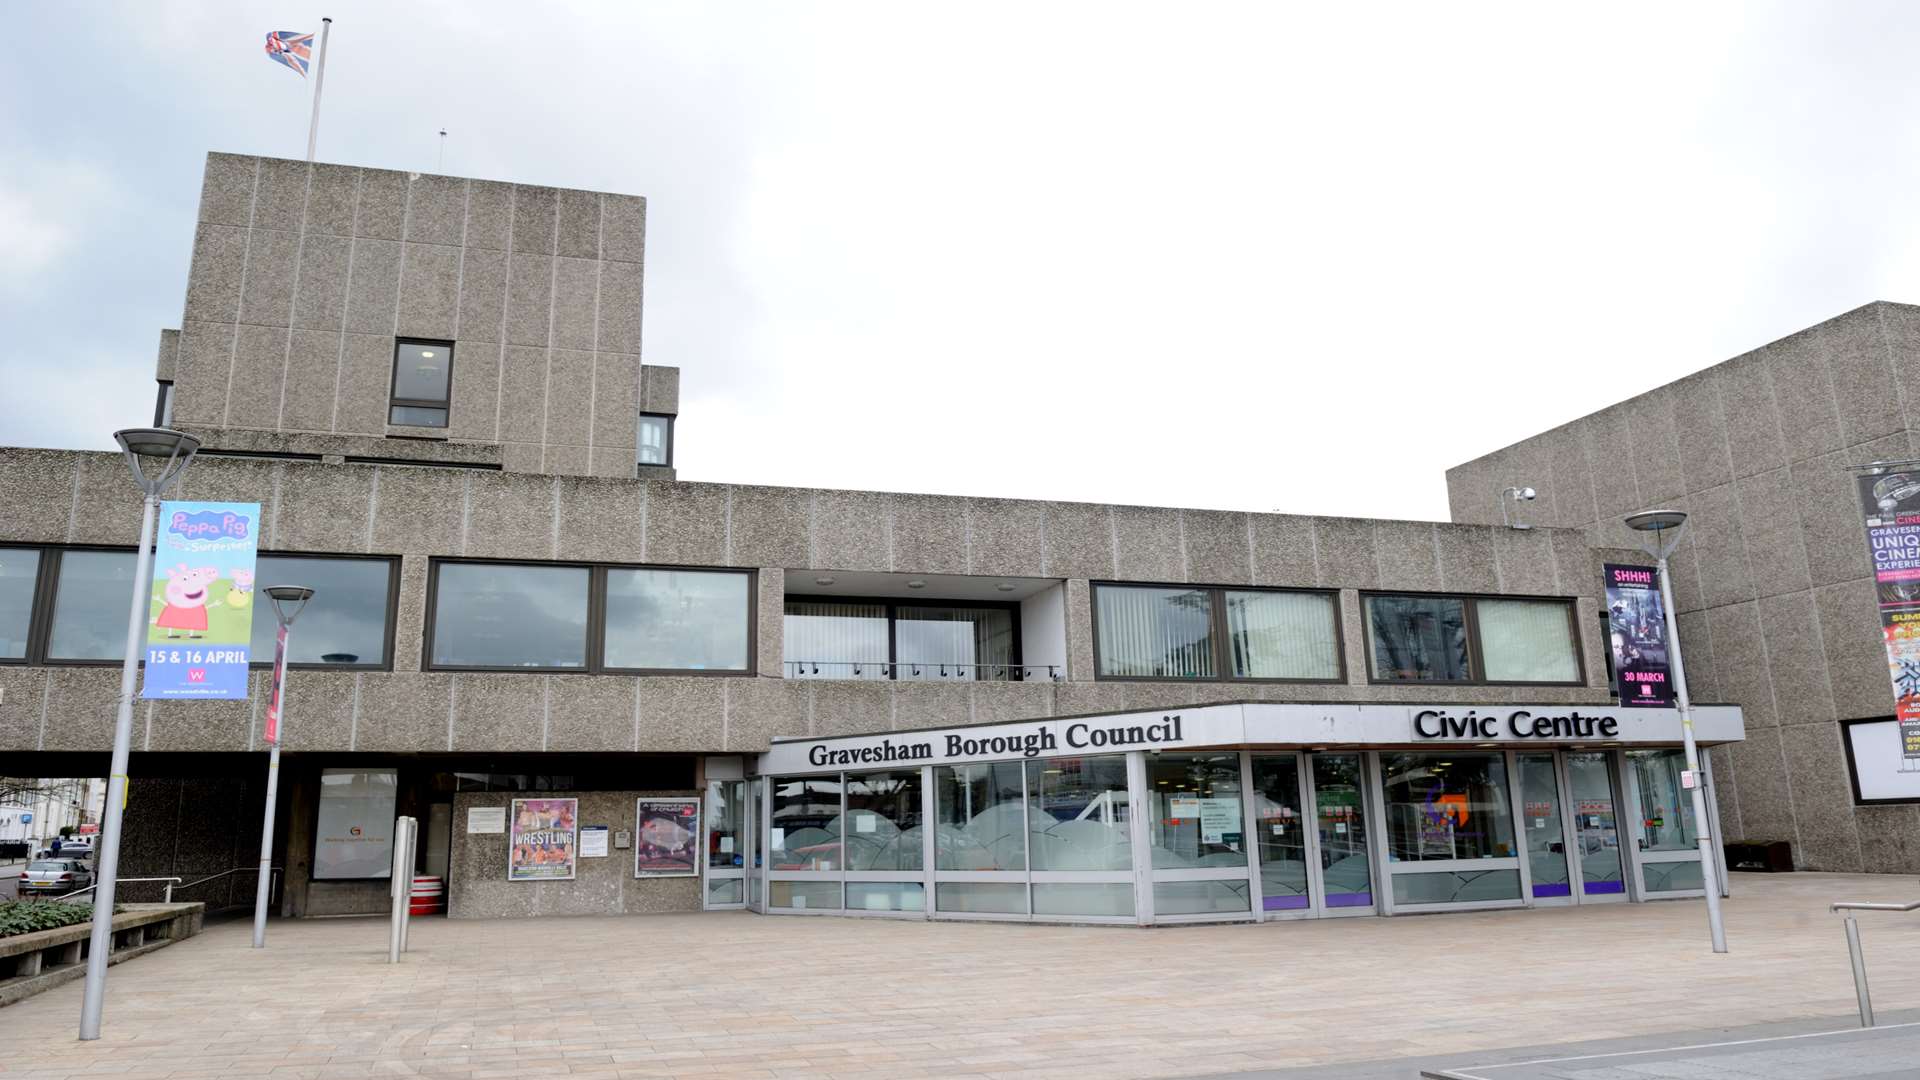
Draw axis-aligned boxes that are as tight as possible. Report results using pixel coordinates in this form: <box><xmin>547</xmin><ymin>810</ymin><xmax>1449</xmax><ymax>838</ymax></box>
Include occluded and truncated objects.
<box><xmin>264</xmin><ymin>30</ymin><xmax>314</xmax><ymax>77</ymax></box>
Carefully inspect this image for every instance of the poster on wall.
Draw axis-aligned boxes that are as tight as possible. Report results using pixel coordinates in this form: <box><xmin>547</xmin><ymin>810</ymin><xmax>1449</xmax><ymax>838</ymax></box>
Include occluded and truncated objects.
<box><xmin>1603</xmin><ymin>563</ymin><xmax>1674</xmax><ymax>708</ymax></box>
<box><xmin>313</xmin><ymin>769</ymin><xmax>397</xmax><ymax>879</ymax></box>
<box><xmin>634</xmin><ymin>798</ymin><xmax>699</xmax><ymax>877</ymax></box>
<box><xmin>508</xmin><ymin>798</ymin><xmax>578</xmax><ymax>881</ymax></box>
<box><xmin>141</xmin><ymin>501</ymin><xmax>260</xmax><ymax>699</ymax></box>
<box><xmin>1857</xmin><ymin>472</ymin><xmax>1920</xmax><ymax>759</ymax></box>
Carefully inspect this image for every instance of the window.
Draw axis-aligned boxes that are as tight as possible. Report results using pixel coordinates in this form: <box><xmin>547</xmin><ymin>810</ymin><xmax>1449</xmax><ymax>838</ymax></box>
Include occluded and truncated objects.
<box><xmin>935</xmin><ymin>762</ymin><xmax>1026</xmax><ymax>870</ymax></box>
<box><xmin>844</xmin><ymin>769</ymin><xmax>922</xmax><ymax>871</ymax></box>
<box><xmin>47</xmin><ymin>550</ymin><xmax>138</xmax><ymax>661</ymax></box>
<box><xmin>249</xmin><ymin>555</ymin><xmax>395</xmax><ymax>668</ymax></box>
<box><xmin>1365</xmin><ymin>593</ymin><xmax>1581</xmax><ymax>684</ymax></box>
<box><xmin>770</xmin><ymin>776</ymin><xmax>842</xmax><ymax>872</ymax></box>
<box><xmin>604</xmin><ymin>568</ymin><xmax>749</xmax><ymax>672</ymax></box>
<box><xmin>784</xmin><ymin>598</ymin><xmax>1020</xmax><ymax>680</ymax></box>
<box><xmin>153</xmin><ymin>381</ymin><xmax>174</xmax><ymax>427</ymax></box>
<box><xmin>389</xmin><ymin>339</ymin><xmax>452</xmax><ymax>428</ymax></box>
<box><xmin>1026</xmin><ymin>755</ymin><xmax>1131</xmax><ymax>871</ymax></box>
<box><xmin>638</xmin><ymin>414</ymin><xmax>673</xmax><ymax>466</ymax></box>
<box><xmin>426</xmin><ymin>560</ymin><xmax>754</xmax><ymax>674</ymax></box>
<box><xmin>1379</xmin><ymin>752</ymin><xmax>1516</xmax><ymax>862</ymax></box>
<box><xmin>0</xmin><ymin>549</ymin><xmax>40</xmax><ymax>660</ymax></box>
<box><xmin>1092</xmin><ymin>583</ymin><xmax>1340</xmax><ymax>682</ymax></box>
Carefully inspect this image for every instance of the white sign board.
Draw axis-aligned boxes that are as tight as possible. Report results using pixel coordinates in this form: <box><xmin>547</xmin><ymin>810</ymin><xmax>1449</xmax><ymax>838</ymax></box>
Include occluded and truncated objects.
<box><xmin>1847</xmin><ymin>720</ymin><xmax>1920</xmax><ymax>801</ymax></box>
<box><xmin>580</xmin><ymin>825</ymin><xmax>610</xmax><ymax>858</ymax></box>
<box><xmin>314</xmin><ymin>768</ymin><xmax>397</xmax><ymax>880</ymax></box>
<box><xmin>467</xmin><ymin>806</ymin><xmax>507</xmax><ymax>834</ymax></box>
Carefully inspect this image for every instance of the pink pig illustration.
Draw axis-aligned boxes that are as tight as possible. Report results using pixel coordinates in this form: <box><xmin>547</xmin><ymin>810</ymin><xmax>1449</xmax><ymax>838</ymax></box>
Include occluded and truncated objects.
<box><xmin>153</xmin><ymin>564</ymin><xmax>221</xmax><ymax>638</ymax></box>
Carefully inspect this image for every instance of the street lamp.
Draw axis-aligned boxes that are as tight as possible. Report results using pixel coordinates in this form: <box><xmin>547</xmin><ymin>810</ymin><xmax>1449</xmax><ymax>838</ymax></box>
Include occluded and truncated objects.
<box><xmin>80</xmin><ymin>428</ymin><xmax>200</xmax><ymax>1041</ymax></box>
<box><xmin>1625</xmin><ymin>508</ymin><xmax>1728</xmax><ymax>954</ymax></box>
<box><xmin>252</xmin><ymin>586</ymin><xmax>312</xmax><ymax>948</ymax></box>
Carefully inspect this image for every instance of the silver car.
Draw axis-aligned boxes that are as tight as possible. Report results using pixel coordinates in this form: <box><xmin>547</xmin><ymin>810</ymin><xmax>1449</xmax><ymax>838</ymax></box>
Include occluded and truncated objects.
<box><xmin>20</xmin><ymin>858</ymin><xmax>94</xmax><ymax>896</ymax></box>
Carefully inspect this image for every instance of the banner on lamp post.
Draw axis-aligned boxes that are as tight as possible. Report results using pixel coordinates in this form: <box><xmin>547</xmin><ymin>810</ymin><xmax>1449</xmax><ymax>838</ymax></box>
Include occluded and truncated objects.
<box><xmin>264</xmin><ymin>624</ymin><xmax>288</xmax><ymax>744</ymax></box>
<box><xmin>141</xmin><ymin>501</ymin><xmax>260</xmax><ymax>699</ymax></box>
<box><xmin>1603</xmin><ymin>563</ymin><xmax>1674</xmax><ymax>708</ymax></box>
<box><xmin>1857</xmin><ymin>472</ymin><xmax>1920</xmax><ymax>760</ymax></box>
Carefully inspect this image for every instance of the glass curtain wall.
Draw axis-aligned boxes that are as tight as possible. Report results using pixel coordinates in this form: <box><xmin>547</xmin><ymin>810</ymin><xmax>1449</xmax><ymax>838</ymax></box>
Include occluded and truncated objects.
<box><xmin>1251</xmin><ymin>755</ymin><xmax>1310</xmax><ymax>912</ymax></box>
<box><xmin>1147</xmin><ymin>753</ymin><xmax>1250</xmax><ymax>916</ymax></box>
<box><xmin>1313</xmin><ymin>754</ymin><xmax>1374</xmax><ymax>910</ymax></box>
<box><xmin>768</xmin><ymin>776</ymin><xmax>844</xmax><ymax>910</ymax></box>
<box><xmin>934</xmin><ymin>762</ymin><xmax>1028</xmax><ymax>914</ymax></box>
<box><xmin>1380</xmin><ymin>752</ymin><xmax>1521</xmax><ymax>905</ymax></box>
<box><xmin>1027</xmin><ymin>756</ymin><xmax>1134</xmax><ymax>917</ymax></box>
<box><xmin>844</xmin><ymin>770</ymin><xmax>925</xmax><ymax>912</ymax></box>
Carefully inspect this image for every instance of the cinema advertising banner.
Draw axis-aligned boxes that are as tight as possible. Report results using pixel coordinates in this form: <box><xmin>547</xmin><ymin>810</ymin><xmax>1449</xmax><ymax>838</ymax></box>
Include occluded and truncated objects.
<box><xmin>634</xmin><ymin>798</ymin><xmax>699</xmax><ymax>878</ymax></box>
<box><xmin>1857</xmin><ymin>472</ymin><xmax>1920</xmax><ymax>760</ymax></box>
<box><xmin>1603</xmin><ymin>563</ymin><xmax>1673</xmax><ymax>708</ymax></box>
<box><xmin>508</xmin><ymin>798</ymin><xmax>577</xmax><ymax>881</ymax></box>
<box><xmin>141</xmin><ymin>501</ymin><xmax>260</xmax><ymax>699</ymax></box>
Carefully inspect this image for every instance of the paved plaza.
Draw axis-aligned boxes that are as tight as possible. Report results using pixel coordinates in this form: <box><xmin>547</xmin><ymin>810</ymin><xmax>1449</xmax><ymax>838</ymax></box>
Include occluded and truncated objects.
<box><xmin>1</xmin><ymin>873</ymin><xmax>1917</xmax><ymax>1079</ymax></box>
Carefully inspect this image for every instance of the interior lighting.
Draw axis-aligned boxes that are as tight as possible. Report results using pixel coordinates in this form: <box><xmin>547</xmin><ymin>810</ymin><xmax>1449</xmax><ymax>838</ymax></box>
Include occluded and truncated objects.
<box><xmin>906</xmin><ymin>579</ymin><xmax>926</xmax><ymax>589</ymax></box>
<box><xmin>996</xmin><ymin>583</ymin><xmax>1015</xmax><ymax>592</ymax></box>
<box><xmin>814</xmin><ymin>576</ymin><xmax>835</xmax><ymax>587</ymax></box>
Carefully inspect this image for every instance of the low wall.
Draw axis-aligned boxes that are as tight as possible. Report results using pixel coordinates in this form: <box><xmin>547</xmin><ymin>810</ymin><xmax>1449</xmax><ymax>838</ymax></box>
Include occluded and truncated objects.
<box><xmin>448</xmin><ymin>791</ymin><xmax>702</xmax><ymax>918</ymax></box>
<box><xmin>0</xmin><ymin>903</ymin><xmax>206</xmax><ymax>1007</ymax></box>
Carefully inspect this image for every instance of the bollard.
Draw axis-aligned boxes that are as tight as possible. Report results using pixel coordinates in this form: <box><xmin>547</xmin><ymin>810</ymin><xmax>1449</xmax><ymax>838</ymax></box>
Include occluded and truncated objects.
<box><xmin>1844</xmin><ymin>916</ymin><xmax>1874</xmax><ymax>1028</ymax></box>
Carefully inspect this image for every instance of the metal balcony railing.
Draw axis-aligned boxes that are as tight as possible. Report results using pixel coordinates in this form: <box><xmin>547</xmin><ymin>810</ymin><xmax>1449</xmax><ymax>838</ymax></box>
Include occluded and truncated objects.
<box><xmin>783</xmin><ymin>660</ymin><xmax>1062</xmax><ymax>682</ymax></box>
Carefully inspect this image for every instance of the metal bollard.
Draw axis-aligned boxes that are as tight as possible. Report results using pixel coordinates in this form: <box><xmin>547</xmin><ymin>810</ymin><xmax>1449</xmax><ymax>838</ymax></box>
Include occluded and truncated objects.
<box><xmin>1844</xmin><ymin>916</ymin><xmax>1874</xmax><ymax>1028</ymax></box>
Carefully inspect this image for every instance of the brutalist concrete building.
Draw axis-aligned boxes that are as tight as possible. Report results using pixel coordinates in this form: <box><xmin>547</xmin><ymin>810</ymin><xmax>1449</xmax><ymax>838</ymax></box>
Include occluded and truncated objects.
<box><xmin>27</xmin><ymin>150</ymin><xmax>1919</xmax><ymax>928</ymax></box>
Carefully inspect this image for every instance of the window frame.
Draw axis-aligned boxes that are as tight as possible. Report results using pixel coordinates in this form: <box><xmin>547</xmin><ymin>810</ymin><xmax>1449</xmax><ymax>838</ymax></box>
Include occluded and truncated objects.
<box><xmin>1088</xmin><ymin>581</ymin><xmax>1345</xmax><ymax>685</ymax></box>
<box><xmin>638</xmin><ymin>413</ymin><xmax>675</xmax><ymax>468</ymax></box>
<box><xmin>782</xmin><ymin>594</ymin><xmax>1024</xmax><ymax>680</ymax></box>
<box><xmin>1840</xmin><ymin>716</ymin><xmax>1920</xmax><ymax>806</ymax></box>
<box><xmin>247</xmin><ymin>552</ymin><xmax>401</xmax><ymax>672</ymax></box>
<box><xmin>1360</xmin><ymin>590</ymin><xmax>1585</xmax><ymax>688</ymax></box>
<box><xmin>424</xmin><ymin>557</ymin><xmax>757</xmax><ymax>677</ymax></box>
<box><xmin>388</xmin><ymin>338</ymin><xmax>455</xmax><ymax>428</ymax></box>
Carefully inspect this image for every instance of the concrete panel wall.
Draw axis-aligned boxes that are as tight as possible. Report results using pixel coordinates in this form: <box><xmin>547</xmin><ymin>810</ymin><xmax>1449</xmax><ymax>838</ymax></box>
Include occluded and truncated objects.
<box><xmin>1447</xmin><ymin>301</ymin><xmax>1920</xmax><ymax>873</ymax></box>
<box><xmin>447</xmin><ymin>790</ymin><xmax>699</xmax><ymax>918</ymax></box>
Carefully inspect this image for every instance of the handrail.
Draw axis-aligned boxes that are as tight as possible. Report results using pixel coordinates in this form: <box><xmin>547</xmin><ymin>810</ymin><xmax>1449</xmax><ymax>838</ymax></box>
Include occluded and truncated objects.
<box><xmin>1830</xmin><ymin>898</ymin><xmax>1920</xmax><ymax>1027</ymax></box>
<box><xmin>167</xmin><ymin>866</ymin><xmax>281</xmax><ymax>904</ymax></box>
<box><xmin>784</xmin><ymin>660</ymin><xmax>1063</xmax><ymax>682</ymax></box>
<box><xmin>56</xmin><ymin>877</ymin><xmax>181</xmax><ymax>904</ymax></box>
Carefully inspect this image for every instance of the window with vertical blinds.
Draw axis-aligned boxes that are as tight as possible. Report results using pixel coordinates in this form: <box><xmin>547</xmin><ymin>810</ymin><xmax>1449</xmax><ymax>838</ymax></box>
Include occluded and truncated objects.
<box><xmin>783</xmin><ymin>601</ymin><xmax>889</xmax><ymax>679</ymax></box>
<box><xmin>1364</xmin><ymin>593</ymin><xmax>1581</xmax><ymax>684</ymax></box>
<box><xmin>1092</xmin><ymin>583</ymin><xmax>1341</xmax><ymax>682</ymax></box>
<box><xmin>1477</xmin><ymin>598</ymin><xmax>1579</xmax><ymax>682</ymax></box>
<box><xmin>896</xmin><ymin>605</ymin><xmax>1012</xmax><ymax>679</ymax></box>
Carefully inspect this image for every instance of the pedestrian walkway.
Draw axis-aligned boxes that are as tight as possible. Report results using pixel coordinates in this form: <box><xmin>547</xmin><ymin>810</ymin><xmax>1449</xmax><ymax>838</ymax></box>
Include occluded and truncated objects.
<box><xmin>0</xmin><ymin>873</ymin><xmax>1916</xmax><ymax>1079</ymax></box>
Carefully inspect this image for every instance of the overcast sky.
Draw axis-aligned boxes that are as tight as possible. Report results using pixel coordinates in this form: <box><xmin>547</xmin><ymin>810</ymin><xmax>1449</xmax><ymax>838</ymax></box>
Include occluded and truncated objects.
<box><xmin>5</xmin><ymin>2</ymin><xmax>1920</xmax><ymax>521</ymax></box>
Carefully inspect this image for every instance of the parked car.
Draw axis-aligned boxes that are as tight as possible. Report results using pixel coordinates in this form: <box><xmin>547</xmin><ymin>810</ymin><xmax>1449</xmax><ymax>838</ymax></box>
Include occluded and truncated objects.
<box><xmin>20</xmin><ymin>858</ymin><xmax>94</xmax><ymax>896</ymax></box>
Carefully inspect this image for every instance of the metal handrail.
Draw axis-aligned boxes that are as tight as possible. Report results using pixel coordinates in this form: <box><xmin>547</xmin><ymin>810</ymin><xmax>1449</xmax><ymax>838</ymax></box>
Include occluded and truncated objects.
<box><xmin>168</xmin><ymin>866</ymin><xmax>281</xmax><ymax>904</ymax></box>
<box><xmin>1831</xmin><ymin>899</ymin><xmax>1920</xmax><ymax>1027</ymax></box>
<box><xmin>56</xmin><ymin>877</ymin><xmax>181</xmax><ymax>904</ymax></box>
<box><xmin>783</xmin><ymin>660</ymin><xmax>1063</xmax><ymax>681</ymax></box>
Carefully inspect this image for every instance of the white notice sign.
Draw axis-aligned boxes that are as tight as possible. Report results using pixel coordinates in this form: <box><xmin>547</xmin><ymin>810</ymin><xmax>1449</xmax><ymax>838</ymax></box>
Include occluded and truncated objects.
<box><xmin>467</xmin><ymin>806</ymin><xmax>507</xmax><ymax>834</ymax></box>
<box><xmin>580</xmin><ymin>826</ymin><xmax>609</xmax><ymax>858</ymax></box>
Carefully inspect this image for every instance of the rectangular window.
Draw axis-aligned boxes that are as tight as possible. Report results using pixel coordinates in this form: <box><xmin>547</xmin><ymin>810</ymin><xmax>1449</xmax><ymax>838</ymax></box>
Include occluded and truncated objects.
<box><xmin>770</xmin><ymin>776</ymin><xmax>842</xmax><ymax>872</ymax></box>
<box><xmin>1026</xmin><ymin>755</ymin><xmax>1131</xmax><ymax>871</ymax></box>
<box><xmin>389</xmin><ymin>339</ymin><xmax>452</xmax><ymax>428</ymax></box>
<box><xmin>249</xmin><ymin>555</ymin><xmax>395</xmax><ymax>668</ymax></box>
<box><xmin>1365</xmin><ymin>593</ymin><xmax>1580</xmax><ymax>685</ymax></box>
<box><xmin>783</xmin><ymin>598</ymin><xmax>1021</xmax><ymax>680</ymax></box>
<box><xmin>935</xmin><ymin>762</ymin><xmax>1026</xmax><ymax>870</ymax></box>
<box><xmin>844</xmin><ymin>769</ymin><xmax>922</xmax><ymax>871</ymax></box>
<box><xmin>603</xmin><ymin>568</ymin><xmax>749</xmax><ymax>672</ymax></box>
<box><xmin>1147</xmin><ymin>752</ymin><xmax>1246</xmax><ymax>870</ymax></box>
<box><xmin>1093</xmin><ymin>583</ymin><xmax>1340</xmax><ymax>682</ymax></box>
<box><xmin>638</xmin><ymin>414</ymin><xmax>673</xmax><ymax>466</ymax></box>
<box><xmin>0</xmin><ymin>548</ymin><xmax>40</xmax><ymax>661</ymax></box>
<box><xmin>1379</xmin><ymin>752</ymin><xmax>1516</xmax><ymax>862</ymax></box>
<box><xmin>427</xmin><ymin>561</ymin><xmax>753</xmax><ymax>674</ymax></box>
<box><xmin>429</xmin><ymin>562</ymin><xmax>591</xmax><ymax>669</ymax></box>
<box><xmin>47</xmin><ymin>550</ymin><xmax>138</xmax><ymax>661</ymax></box>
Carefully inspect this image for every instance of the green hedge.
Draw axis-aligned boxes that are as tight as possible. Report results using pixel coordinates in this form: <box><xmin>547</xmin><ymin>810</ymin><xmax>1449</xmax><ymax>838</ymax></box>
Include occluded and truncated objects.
<box><xmin>0</xmin><ymin>900</ymin><xmax>113</xmax><ymax>939</ymax></box>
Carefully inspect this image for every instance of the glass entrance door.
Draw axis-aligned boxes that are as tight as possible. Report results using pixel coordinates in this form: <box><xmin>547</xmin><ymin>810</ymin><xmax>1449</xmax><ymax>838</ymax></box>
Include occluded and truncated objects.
<box><xmin>703</xmin><ymin>779</ymin><xmax>747</xmax><ymax>909</ymax></box>
<box><xmin>745</xmin><ymin>778</ymin><xmax>764</xmax><ymax>912</ymax></box>
<box><xmin>1626</xmin><ymin>749</ymin><xmax>1706</xmax><ymax>896</ymax></box>
<box><xmin>1516</xmin><ymin>754</ymin><xmax>1571</xmax><ymax>904</ymax></box>
<box><xmin>1310</xmin><ymin>753</ymin><xmax>1375</xmax><ymax>915</ymax></box>
<box><xmin>1251</xmin><ymin>754</ymin><xmax>1311</xmax><ymax>916</ymax></box>
<box><xmin>1566</xmin><ymin>751</ymin><xmax>1626</xmax><ymax>901</ymax></box>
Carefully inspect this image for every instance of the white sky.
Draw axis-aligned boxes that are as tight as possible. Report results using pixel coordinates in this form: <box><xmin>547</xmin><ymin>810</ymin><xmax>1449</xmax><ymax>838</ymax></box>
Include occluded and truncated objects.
<box><xmin>5</xmin><ymin>2</ymin><xmax>1920</xmax><ymax>521</ymax></box>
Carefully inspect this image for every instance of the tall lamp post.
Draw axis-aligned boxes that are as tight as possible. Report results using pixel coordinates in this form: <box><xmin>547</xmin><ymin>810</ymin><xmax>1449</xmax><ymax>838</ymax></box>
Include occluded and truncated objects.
<box><xmin>1625</xmin><ymin>509</ymin><xmax>1728</xmax><ymax>954</ymax></box>
<box><xmin>252</xmin><ymin>586</ymin><xmax>313</xmax><ymax>948</ymax></box>
<box><xmin>80</xmin><ymin>428</ymin><xmax>200</xmax><ymax>1041</ymax></box>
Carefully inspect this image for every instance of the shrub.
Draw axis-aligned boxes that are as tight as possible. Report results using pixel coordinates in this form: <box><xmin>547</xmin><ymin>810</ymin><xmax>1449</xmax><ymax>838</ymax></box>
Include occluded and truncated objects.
<box><xmin>0</xmin><ymin>900</ymin><xmax>105</xmax><ymax>938</ymax></box>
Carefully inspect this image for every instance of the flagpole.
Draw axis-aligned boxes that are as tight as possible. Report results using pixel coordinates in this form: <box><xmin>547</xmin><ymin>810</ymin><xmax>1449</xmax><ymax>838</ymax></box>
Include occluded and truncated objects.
<box><xmin>305</xmin><ymin>18</ymin><xmax>332</xmax><ymax>163</ymax></box>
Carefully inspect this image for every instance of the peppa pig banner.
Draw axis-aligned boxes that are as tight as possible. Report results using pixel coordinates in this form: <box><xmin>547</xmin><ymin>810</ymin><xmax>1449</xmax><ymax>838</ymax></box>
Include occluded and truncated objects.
<box><xmin>140</xmin><ymin>501</ymin><xmax>260</xmax><ymax>699</ymax></box>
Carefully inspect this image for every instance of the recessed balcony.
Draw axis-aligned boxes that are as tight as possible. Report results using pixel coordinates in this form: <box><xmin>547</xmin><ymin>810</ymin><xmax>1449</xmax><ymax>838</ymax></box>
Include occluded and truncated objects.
<box><xmin>783</xmin><ymin>571</ymin><xmax>1065</xmax><ymax>683</ymax></box>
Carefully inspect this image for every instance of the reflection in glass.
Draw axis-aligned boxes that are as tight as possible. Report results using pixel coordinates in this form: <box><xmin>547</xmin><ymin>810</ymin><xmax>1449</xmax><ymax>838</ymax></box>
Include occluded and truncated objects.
<box><xmin>0</xmin><ymin>549</ymin><xmax>40</xmax><ymax>659</ymax></box>
<box><xmin>1517</xmin><ymin>755</ymin><xmax>1569</xmax><ymax>898</ymax></box>
<box><xmin>388</xmin><ymin>405</ymin><xmax>448</xmax><ymax>427</ymax></box>
<box><xmin>1642</xmin><ymin>859</ymin><xmax>1705</xmax><ymax>892</ymax></box>
<box><xmin>604</xmin><ymin>568</ymin><xmax>749</xmax><ymax>671</ymax></box>
<box><xmin>844</xmin><ymin>770</ymin><xmax>923</xmax><ymax>871</ymax></box>
<box><xmin>1148</xmin><ymin>753</ymin><xmax>1247</xmax><ymax>869</ymax></box>
<box><xmin>1155</xmin><ymin>879</ymin><xmax>1251</xmax><ymax>915</ymax></box>
<box><xmin>1568</xmin><ymin>752</ymin><xmax>1624</xmax><ymax>895</ymax></box>
<box><xmin>770</xmin><ymin>776</ymin><xmax>842</xmax><ymax>871</ymax></box>
<box><xmin>1381</xmin><ymin>752</ymin><xmax>1515</xmax><ymax>862</ymax></box>
<box><xmin>1628</xmin><ymin>749</ymin><xmax>1699</xmax><ymax>851</ymax></box>
<box><xmin>250</xmin><ymin>555</ymin><xmax>391</xmax><ymax>665</ymax></box>
<box><xmin>1252</xmin><ymin>755</ymin><xmax>1309</xmax><ymax>911</ymax></box>
<box><xmin>1027</xmin><ymin>755</ymin><xmax>1132</xmax><ymax>870</ymax></box>
<box><xmin>1391</xmin><ymin>869</ymin><xmax>1522</xmax><ymax>905</ymax></box>
<box><xmin>1031</xmin><ymin>882</ymin><xmax>1133</xmax><ymax>917</ymax></box>
<box><xmin>896</xmin><ymin>605</ymin><xmax>1013</xmax><ymax>680</ymax></box>
<box><xmin>935</xmin><ymin>881</ymin><xmax>1026</xmax><ymax>914</ymax></box>
<box><xmin>1313</xmin><ymin>754</ymin><xmax>1372</xmax><ymax>908</ymax></box>
<box><xmin>935</xmin><ymin>762</ymin><xmax>1026</xmax><ymax>870</ymax></box>
<box><xmin>783</xmin><ymin>601</ymin><xmax>888</xmax><ymax>679</ymax></box>
<box><xmin>1478</xmin><ymin>599</ymin><xmax>1579</xmax><ymax>682</ymax></box>
<box><xmin>1226</xmin><ymin>590</ymin><xmax>1339</xmax><ymax>679</ymax></box>
<box><xmin>708</xmin><ymin>780</ymin><xmax>744</xmax><ymax>870</ymax></box>
<box><xmin>1366</xmin><ymin>595</ymin><xmax>1469</xmax><ymax>681</ymax></box>
<box><xmin>638</xmin><ymin>414</ymin><xmax>672</xmax><ymax>466</ymax></box>
<box><xmin>1094</xmin><ymin>585</ymin><xmax>1216</xmax><ymax>679</ymax></box>
<box><xmin>707</xmin><ymin>878</ymin><xmax>743</xmax><ymax>904</ymax></box>
<box><xmin>392</xmin><ymin>341</ymin><xmax>451</xmax><ymax>400</ymax></box>
<box><xmin>47</xmin><ymin>550</ymin><xmax>137</xmax><ymax>660</ymax></box>
<box><xmin>770</xmin><ymin>880</ymin><xmax>841</xmax><ymax>909</ymax></box>
<box><xmin>430</xmin><ymin>562</ymin><xmax>589</xmax><ymax>668</ymax></box>
<box><xmin>847</xmin><ymin>881</ymin><xmax>925</xmax><ymax>912</ymax></box>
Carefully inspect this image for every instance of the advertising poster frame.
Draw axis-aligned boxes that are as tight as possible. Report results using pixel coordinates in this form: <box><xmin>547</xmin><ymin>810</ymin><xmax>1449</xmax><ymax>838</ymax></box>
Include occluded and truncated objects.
<box><xmin>1857</xmin><ymin>471</ymin><xmax>1920</xmax><ymax>760</ymax></box>
<box><xmin>1603</xmin><ymin>563</ymin><xmax>1675</xmax><ymax>708</ymax></box>
<box><xmin>508</xmin><ymin>797</ymin><xmax>578</xmax><ymax>882</ymax></box>
<box><xmin>142</xmin><ymin>500</ymin><xmax>261</xmax><ymax>699</ymax></box>
<box><xmin>634</xmin><ymin>797</ymin><xmax>700</xmax><ymax>878</ymax></box>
